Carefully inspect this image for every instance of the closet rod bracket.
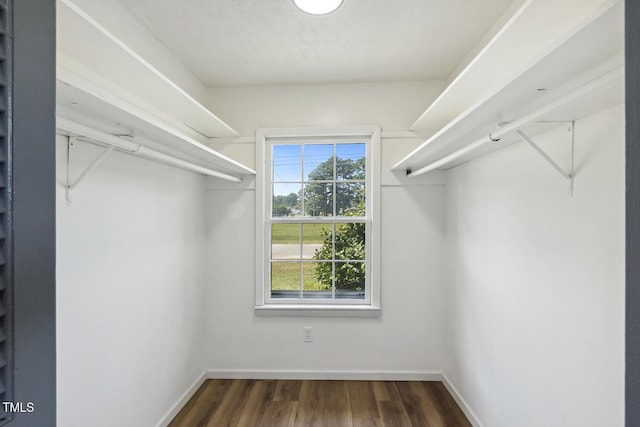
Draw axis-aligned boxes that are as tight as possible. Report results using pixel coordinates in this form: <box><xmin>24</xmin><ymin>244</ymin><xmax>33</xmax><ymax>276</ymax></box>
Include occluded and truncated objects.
<box><xmin>66</xmin><ymin>136</ymin><xmax>115</xmax><ymax>205</ymax></box>
<box><xmin>515</xmin><ymin>122</ymin><xmax>575</xmax><ymax>197</ymax></box>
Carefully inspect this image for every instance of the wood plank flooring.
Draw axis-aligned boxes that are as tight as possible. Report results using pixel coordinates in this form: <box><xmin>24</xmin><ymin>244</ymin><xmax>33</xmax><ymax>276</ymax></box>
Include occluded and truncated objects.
<box><xmin>168</xmin><ymin>380</ymin><xmax>471</xmax><ymax>427</ymax></box>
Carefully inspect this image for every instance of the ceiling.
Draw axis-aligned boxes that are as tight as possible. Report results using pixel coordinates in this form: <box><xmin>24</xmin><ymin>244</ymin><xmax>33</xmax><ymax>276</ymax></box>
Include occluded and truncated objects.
<box><xmin>116</xmin><ymin>0</ymin><xmax>514</xmax><ymax>87</ymax></box>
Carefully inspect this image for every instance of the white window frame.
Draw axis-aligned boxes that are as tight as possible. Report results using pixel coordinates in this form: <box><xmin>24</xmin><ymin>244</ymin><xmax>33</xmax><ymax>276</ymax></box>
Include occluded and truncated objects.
<box><xmin>255</xmin><ymin>126</ymin><xmax>381</xmax><ymax>317</ymax></box>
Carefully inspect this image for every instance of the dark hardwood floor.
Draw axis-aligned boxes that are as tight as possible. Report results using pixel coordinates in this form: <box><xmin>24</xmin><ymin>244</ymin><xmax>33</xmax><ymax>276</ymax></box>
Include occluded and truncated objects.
<box><xmin>168</xmin><ymin>379</ymin><xmax>471</xmax><ymax>427</ymax></box>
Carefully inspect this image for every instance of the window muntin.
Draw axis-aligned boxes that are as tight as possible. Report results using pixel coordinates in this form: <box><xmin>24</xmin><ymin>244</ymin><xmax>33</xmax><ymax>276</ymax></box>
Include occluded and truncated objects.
<box><xmin>267</xmin><ymin>139</ymin><xmax>369</xmax><ymax>303</ymax></box>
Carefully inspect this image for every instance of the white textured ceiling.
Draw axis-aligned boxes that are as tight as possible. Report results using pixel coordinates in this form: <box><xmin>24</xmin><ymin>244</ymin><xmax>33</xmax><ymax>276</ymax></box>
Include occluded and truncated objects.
<box><xmin>117</xmin><ymin>0</ymin><xmax>513</xmax><ymax>87</ymax></box>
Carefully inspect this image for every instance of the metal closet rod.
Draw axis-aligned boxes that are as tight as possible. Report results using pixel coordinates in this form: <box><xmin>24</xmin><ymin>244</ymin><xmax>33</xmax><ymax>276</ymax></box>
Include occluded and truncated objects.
<box><xmin>57</xmin><ymin>118</ymin><xmax>243</xmax><ymax>183</ymax></box>
<box><xmin>406</xmin><ymin>66</ymin><xmax>623</xmax><ymax>178</ymax></box>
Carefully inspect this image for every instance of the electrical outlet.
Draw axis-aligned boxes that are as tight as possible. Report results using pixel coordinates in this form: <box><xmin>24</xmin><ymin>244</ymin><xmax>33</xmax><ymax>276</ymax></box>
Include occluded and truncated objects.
<box><xmin>303</xmin><ymin>326</ymin><xmax>313</xmax><ymax>342</ymax></box>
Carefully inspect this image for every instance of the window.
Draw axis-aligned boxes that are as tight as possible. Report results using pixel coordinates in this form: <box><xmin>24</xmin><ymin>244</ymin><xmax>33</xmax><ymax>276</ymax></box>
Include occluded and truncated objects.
<box><xmin>256</xmin><ymin>127</ymin><xmax>380</xmax><ymax>315</ymax></box>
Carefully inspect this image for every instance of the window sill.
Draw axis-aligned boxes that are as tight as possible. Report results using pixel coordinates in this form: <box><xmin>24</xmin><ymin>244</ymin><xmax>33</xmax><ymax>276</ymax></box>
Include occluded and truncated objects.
<box><xmin>254</xmin><ymin>304</ymin><xmax>381</xmax><ymax>318</ymax></box>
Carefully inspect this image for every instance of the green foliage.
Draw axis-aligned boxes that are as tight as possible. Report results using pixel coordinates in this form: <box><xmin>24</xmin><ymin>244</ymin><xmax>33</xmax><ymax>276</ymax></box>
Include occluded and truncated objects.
<box><xmin>338</xmin><ymin>157</ymin><xmax>366</xmax><ymax>180</ymax></box>
<box><xmin>273</xmin><ymin>204</ymin><xmax>292</xmax><ymax>217</ymax></box>
<box><xmin>273</xmin><ymin>192</ymin><xmax>299</xmax><ymax>216</ymax></box>
<box><xmin>273</xmin><ymin>192</ymin><xmax>299</xmax><ymax>207</ymax></box>
<box><xmin>272</xmin><ymin>262</ymin><xmax>323</xmax><ymax>290</ymax></box>
<box><xmin>303</xmin><ymin>181</ymin><xmax>332</xmax><ymax>216</ymax></box>
<box><xmin>313</xmin><ymin>202</ymin><xmax>366</xmax><ymax>291</ymax></box>
<box><xmin>270</xmin><ymin>262</ymin><xmax>331</xmax><ymax>292</ymax></box>
<box><xmin>303</xmin><ymin>156</ymin><xmax>365</xmax><ymax>216</ymax></box>
<box><xmin>304</xmin><ymin>264</ymin><xmax>331</xmax><ymax>291</ymax></box>
<box><xmin>271</xmin><ymin>223</ymin><xmax>328</xmax><ymax>244</ymax></box>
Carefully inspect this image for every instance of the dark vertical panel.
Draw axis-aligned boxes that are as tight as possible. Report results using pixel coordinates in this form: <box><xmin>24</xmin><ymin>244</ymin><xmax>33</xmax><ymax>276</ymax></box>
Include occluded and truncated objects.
<box><xmin>628</xmin><ymin>0</ymin><xmax>640</xmax><ymax>425</ymax></box>
<box><xmin>0</xmin><ymin>0</ymin><xmax>13</xmax><ymax>424</ymax></box>
<box><xmin>9</xmin><ymin>0</ymin><xmax>56</xmax><ymax>425</ymax></box>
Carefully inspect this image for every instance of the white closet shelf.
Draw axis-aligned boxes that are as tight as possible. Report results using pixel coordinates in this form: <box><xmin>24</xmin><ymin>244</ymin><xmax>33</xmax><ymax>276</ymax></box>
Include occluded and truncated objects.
<box><xmin>57</xmin><ymin>78</ymin><xmax>256</xmax><ymax>179</ymax></box>
<box><xmin>394</xmin><ymin>0</ymin><xmax>623</xmax><ymax>174</ymax></box>
<box><xmin>57</xmin><ymin>0</ymin><xmax>237</xmax><ymax>139</ymax></box>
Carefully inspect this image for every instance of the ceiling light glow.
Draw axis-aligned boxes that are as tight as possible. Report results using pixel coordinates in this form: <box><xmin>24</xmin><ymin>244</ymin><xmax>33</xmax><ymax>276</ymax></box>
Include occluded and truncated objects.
<box><xmin>293</xmin><ymin>0</ymin><xmax>343</xmax><ymax>15</ymax></box>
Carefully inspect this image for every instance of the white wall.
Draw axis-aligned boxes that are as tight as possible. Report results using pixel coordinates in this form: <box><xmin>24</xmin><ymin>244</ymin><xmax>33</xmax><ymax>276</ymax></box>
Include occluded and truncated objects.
<box><xmin>444</xmin><ymin>104</ymin><xmax>625</xmax><ymax>426</ymax></box>
<box><xmin>56</xmin><ymin>135</ymin><xmax>208</xmax><ymax>427</ymax></box>
<box><xmin>205</xmin><ymin>183</ymin><xmax>445</xmax><ymax>376</ymax></box>
<box><xmin>209</xmin><ymin>80</ymin><xmax>445</xmax><ymax>136</ymax></box>
<box><xmin>205</xmin><ymin>81</ymin><xmax>449</xmax><ymax>377</ymax></box>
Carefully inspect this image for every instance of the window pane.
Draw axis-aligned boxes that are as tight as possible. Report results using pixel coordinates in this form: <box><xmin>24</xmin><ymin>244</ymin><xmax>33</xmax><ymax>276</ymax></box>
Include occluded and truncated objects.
<box><xmin>304</xmin><ymin>144</ymin><xmax>334</xmax><ymax>181</ymax></box>
<box><xmin>273</xmin><ymin>183</ymin><xmax>301</xmax><ymax>217</ymax></box>
<box><xmin>272</xmin><ymin>224</ymin><xmax>300</xmax><ymax>260</ymax></box>
<box><xmin>303</xmin><ymin>183</ymin><xmax>333</xmax><ymax>217</ymax></box>
<box><xmin>273</xmin><ymin>144</ymin><xmax>301</xmax><ymax>182</ymax></box>
<box><xmin>271</xmin><ymin>262</ymin><xmax>301</xmax><ymax>295</ymax></box>
<box><xmin>336</xmin><ymin>143</ymin><xmax>366</xmax><ymax>180</ymax></box>
<box><xmin>336</xmin><ymin>182</ymin><xmax>365</xmax><ymax>215</ymax></box>
<box><xmin>303</xmin><ymin>261</ymin><xmax>332</xmax><ymax>298</ymax></box>
<box><xmin>266</xmin><ymin>136</ymin><xmax>371</xmax><ymax>306</ymax></box>
<box><xmin>334</xmin><ymin>223</ymin><xmax>365</xmax><ymax>260</ymax></box>
<box><xmin>302</xmin><ymin>223</ymin><xmax>331</xmax><ymax>260</ymax></box>
<box><xmin>335</xmin><ymin>262</ymin><xmax>366</xmax><ymax>295</ymax></box>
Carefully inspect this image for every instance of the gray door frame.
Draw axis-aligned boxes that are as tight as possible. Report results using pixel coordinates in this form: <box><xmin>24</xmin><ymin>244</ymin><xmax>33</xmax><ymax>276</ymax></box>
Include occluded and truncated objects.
<box><xmin>627</xmin><ymin>0</ymin><xmax>640</xmax><ymax>425</ymax></box>
<box><xmin>7</xmin><ymin>0</ymin><xmax>57</xmax><ymax>425</ymax></box>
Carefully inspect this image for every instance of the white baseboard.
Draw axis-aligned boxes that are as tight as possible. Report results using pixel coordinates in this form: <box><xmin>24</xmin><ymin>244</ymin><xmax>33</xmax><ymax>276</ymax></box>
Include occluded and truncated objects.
<box><xmin>155</xmin><ymin>372</ymin><xmax>207</xmax><ymax>427</ymax></box>
<box><xmin>441</xmin><ymin>373</ymin><xmax>484</xmax><ymax>427</ymax></box>
<box><xmin>206</xmin><ymin>369</ymin><xmax>441</xmax><ymax>381</ymax></box>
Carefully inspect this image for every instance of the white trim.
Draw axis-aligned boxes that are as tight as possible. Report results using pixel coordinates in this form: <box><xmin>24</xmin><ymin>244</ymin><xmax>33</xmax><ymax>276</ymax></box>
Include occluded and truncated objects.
<box><xmin>255</xmin><ymin>126</ymin><xmax>381</xmax><ymax>312</ymax></box>
<box><xmin>255</xmin><ymin>304</ymin><xmax>380</xmax><ymax>317</ymax></box>
<box><xmin>257</xmin><ymin>125</ymin><xmax>379</xmax><ymax>138</ymax></box>
<box><xmin>206</xmin><ymin>369</ymin><xmax>441</xmax><ymax>381</ymax></box>
<box><xmin>379</xmin><ymin>130</ymin><xmax>420</xmax><ymax>139</ymax></box>
<box><xmin>370</xmin><ymin>127</ymin><xmax>381</xmax><ymax>307</ymax></box>
<box><xmin>154</xmin><ymin>372</ymin><xmax>207</xmax><ymax>427</ymax></box>
<box><xmin>209</xmin><ymin>130</ymin><xmax>420</xmax><ymax>145</ymax></box>
<box><xmin>255</xmin><ymin>130</ymin><xmax>267</xmax><ymax>306</ymax></box>
<box><xmin>441</xmin><ymin>373</ymin><xmax>484</xmax><ymax>427</ymax></box>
